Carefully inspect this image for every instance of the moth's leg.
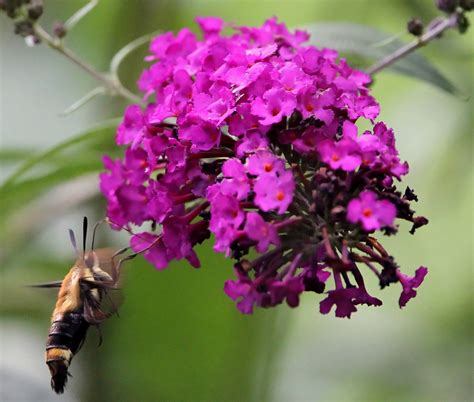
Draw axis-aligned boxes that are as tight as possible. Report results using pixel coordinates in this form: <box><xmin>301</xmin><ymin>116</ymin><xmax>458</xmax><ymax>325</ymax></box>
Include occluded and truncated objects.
<box><xmin>110</xmin><ymin>247</ymin><xmax>129</xmax><ymax>283</ymax></box>
<box><xmin>116</xmin><ymin>253</ymin><xmax>139</xmax><ymax>274</ymax></box>
<box><xmin>104</xmin><ymin>289</ymin><xmax>120</xmax><ymax>318</ymax></box>
<box><xmin>83</xmin><ymin>297</ymin><xmax>110</xmax><ymax>325</ymax></box>
<box><xmin>94</xmin><ymin>324</ymin><xmax>103</xmax><ymax>347</ymax></box>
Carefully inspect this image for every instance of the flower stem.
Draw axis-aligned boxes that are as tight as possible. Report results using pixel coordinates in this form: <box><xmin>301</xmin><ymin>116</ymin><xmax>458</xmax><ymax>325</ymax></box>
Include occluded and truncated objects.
<box><xmin>274</xmin><ymin>216</ymin><xmax>303</xmax><ymax>230</ymax></box>
<box><xmin>367</xmin><ymin>12</ymin><xmax>459</xmax><ymax>76</ymax></box>
<box><xmin>33</xmin><ymin>24</ymin><xmax>143</xmax><ymax>105</ymax></box>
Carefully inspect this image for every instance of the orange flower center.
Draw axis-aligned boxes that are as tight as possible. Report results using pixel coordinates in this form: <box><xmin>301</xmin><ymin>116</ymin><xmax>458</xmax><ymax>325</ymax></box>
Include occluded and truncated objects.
<box><xmin>263</xmin><ymin>163</ymin><xmax>273</xmax><ymax>172</ymax></box>
<box><xmin>362</xmin><ymin>207</ymin><xmax>373</xmax><ymax>217</ymax></box>
<box><xmin>276</xmin><ymin>191</ymin><xmax>285</xmax><ymax>201</ymax></box>
<box><xmin>331</xmin><ymin>153</ymin><xmax>340</xmax><ymax>162</ymax></box>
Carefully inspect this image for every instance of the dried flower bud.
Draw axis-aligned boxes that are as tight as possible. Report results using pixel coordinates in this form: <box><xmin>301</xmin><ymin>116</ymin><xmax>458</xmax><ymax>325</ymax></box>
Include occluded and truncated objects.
<box><xmin>52</xmin><ymin>21</ymin><xmax>67</xmax><ymax>38</ymax></box>
<box><xmin>456</xmin><ymin>12</ymin><xmax>470</xmax><ymax>33</ymax></box>
<box><xmin>436</xmin><ymin>0</ymin><xmax>459</xmax><ymax>13</ymax></box>
<box><xmin>409</xmin><ymin>216</ymin><xmax>429</xmax><ymax>234</ymax></box>
<box><xmin>27</xmin><ymin>0</ymin><xmax>43</xmax><ymax>20</ymax></box>
<box><xmin>14</xmin><ymin>20</ymin><xmax>33</xmax><ymax>37</ymax></box>
<box><xmin>460</xmin><ymin>0</ymin><xmax>474</xmax><ymax>10</ymax></box>
<box><xmin>407</xmin><ymin>18</ymin><xmax>424</xmax><ymax>36</ymax></box>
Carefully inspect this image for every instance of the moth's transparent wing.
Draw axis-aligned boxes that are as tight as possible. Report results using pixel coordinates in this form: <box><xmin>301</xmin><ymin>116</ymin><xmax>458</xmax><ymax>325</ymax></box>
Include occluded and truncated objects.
<box><xmin>84</xmin><ymin>247</ymin><xmax>125</xmax><ymax>287</ymax></box>
<box><xmin>82</xmin><ymin>248</ymin><xmax>124</xmax><ymax>324</ymax></box>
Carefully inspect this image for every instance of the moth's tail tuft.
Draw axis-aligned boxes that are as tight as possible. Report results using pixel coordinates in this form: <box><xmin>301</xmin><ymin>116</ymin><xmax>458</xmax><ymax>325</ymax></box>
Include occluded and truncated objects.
<box><xmin>47</xmin><ymin>359</ymin><xmax>69</xmax><ymax>394</ymax></box>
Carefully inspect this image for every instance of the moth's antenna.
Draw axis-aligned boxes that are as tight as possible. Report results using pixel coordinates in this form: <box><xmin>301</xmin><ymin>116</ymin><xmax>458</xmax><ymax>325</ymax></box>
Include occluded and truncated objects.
<box><xmin>91</xmin><ymin>219</ymin><xmax>105</xmax><ymax>251</ymax></box>
<box><xmin>69</xmin><ymin>229</ymin><xmax>80</xmax><ymax>258</ymax></box>
<box><xmin>82</xmin><ymin>216</ymin><xmax>88</xmax><ymax>255</ymax></box>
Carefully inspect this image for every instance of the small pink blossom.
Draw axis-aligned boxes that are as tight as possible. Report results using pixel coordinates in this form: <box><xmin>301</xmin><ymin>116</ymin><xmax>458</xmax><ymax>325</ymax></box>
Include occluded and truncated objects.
<box><xmin>397</xmin><ymin>267</ymin><xmax>428</xmax><ymax>308</ymax></box>
<box><xmin>347</xmin><ymin>191</ymin><xmax>397</xmax><ymax>231</ymax></box>
<box><xmin>244</xmin><ymin>212</ymin><xmax>280</xmax><ymax>253</ymax></box>
<box><xmin>254</xmin><ymin>170</ymin><xmax>295</xmax><ymax>214</ymax></box>
<box><xmin>318</xmin><ymin>138</ymin><xmax>362</xmax><ymax>172</ymax></box>
<box><xmin>251</xmin><ymin>88</ymin><xmax>297</xmax><ymax>125</ymax></box>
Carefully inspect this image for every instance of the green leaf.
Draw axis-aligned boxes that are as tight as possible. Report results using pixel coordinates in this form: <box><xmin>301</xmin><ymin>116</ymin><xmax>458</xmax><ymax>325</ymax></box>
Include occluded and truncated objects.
<box><xmin>0</xmin><ymin>149</ymin><xmax>35</xmax><ymax>163</ymax></box>
<box><xmin>301</xmin><ymin>22</ymin><xmax>460</xmax><ymax>96</ymax></box>
<box><xmin>0</xmin><ymin>119</ymin><xmax>120</xmax><ymax>218</ymax></box>
<box><xmin>1</xmin><ymin>118</ymin><xmax>120</xmax><ymax>189</ymax></box>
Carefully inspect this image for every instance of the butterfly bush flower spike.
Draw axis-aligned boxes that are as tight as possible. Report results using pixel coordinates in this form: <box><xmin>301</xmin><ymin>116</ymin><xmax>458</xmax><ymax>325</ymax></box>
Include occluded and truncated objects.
<box><xmin>101</xmin><ymin>17</ymin><xmax>429</xmax><ymax>318</ymax></box>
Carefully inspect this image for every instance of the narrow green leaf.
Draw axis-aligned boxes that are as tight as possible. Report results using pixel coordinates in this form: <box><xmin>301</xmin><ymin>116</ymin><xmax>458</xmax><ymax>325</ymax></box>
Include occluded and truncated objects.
<box><xmin>0</xmin><ymin>149</ymin><xmax>35</xmax><ymax>163</ymax></box>
<box><xmin>0</xmin><ymin>118</ymin><xmax>122</xmax><ymax>226</ymax></box>
<box><xmin>0</xmin><ymin>160</ymin><xmax>101</xmax><ymax>219</ymax></box>
<box><xmin>1</xmin><ymin>118</ymin><xmax>120</xmax><ymax>190</ymax></box>
<box><xmin>301</xmin><ymin>22</ymin><xmax>460</xmax><ymax>96</ymax></box>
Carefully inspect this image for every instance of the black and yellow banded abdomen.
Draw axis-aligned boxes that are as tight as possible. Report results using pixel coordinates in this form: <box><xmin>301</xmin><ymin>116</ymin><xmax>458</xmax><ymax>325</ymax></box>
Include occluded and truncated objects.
<box><xmin>46</xmin><ymin>311</ymin><xmax>89</xmax><ymax>394</ymax></box>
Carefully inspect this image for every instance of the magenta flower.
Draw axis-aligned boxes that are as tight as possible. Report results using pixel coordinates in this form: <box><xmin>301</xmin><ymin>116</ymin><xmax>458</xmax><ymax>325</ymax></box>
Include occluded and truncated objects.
<box><xmin>179</xmin><ymin>116</ymin><xmax>221</xmax><ymax>152</ymax></box>
<box><xmin>320</xmin><ymin>288</ymin><xmax>360</xmax><ymax>318</ymax></box>
<box><xmin>251</xmin><ymin>88</ymin><xmax>297</xmax><ymax>125</ymax></box>
<box><xmin>247</xmin><ymin>150</ymin><xmax>285</xmax><ymax>177</ymax></box>
<box><xmin>146</xmin><ymin>182</ymin><xmax>173</xmax><ymax>223</ymax></box>
<box><xmin>130</xmin><ymin>232</ymin><xmax>168</xmax><ymax>269</ymax></box>
<box><xmin>397</xmin><ymin>266</ymin><xmax>428</xmax><ymax>308</ymax></box>
<box><xmin>254</xmin><ymin>170</ymin><xmax>295</xmax><ymax>214</ymax></box>
<box><xmin>347</xmin><ymin>191</ymin><xmax>397</xmax><ymax>231</ymax></box>
<box><xmin>318</xmin><ymin>138</ymin><xmax>362</xmax><ymax>172</ymax></box>
<box><xmin>116</xmin><ymin>104</ymin><xmax>145</xmax><ymax>146</ymax></box>
<box><xmin>292</xmin><ymin>127</ymin><xmax>325</xmax><ymax>154</ymax></box>
<box><xmin>195</xmin><ymin>16</ymin><xmax>224</xmax><ymax>38</ymax></box>
<box><xmin>319</xmin><ymin>287</ymin><xmax>382</xmax><ymax>318</ymax></box>
<box><xmin>101</xmin><ymin>17</ymin><xmax>429</xmax><ymax>319</ymax></box>
<box><xmin>220</xmin><ymin>159</ymin><xmax>251</xmax><ymax>200</ymax></box>
<box><xmin>270</xmin><ymin>276</ymin><xmax>305</xmax><ymax>308</ymax></box>
<box><xmin>297</xmin><ymin>86</ymin><xmax>335</xmax><ymax>124</ymax></box>
<box><xmin>244</xmin><ymin>212</ymin><xmax>280</xmax><ymax>253</ymax></box>
<box><xmin>223</xmin><ymin>279</ymin><xmax>257</xmax><ymax>314</ymax></box>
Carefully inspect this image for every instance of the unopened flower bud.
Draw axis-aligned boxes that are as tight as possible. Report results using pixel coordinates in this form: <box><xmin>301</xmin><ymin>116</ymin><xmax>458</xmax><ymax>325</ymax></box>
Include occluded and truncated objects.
<box><xmin>460</xmin><ymin>0</ymin><xmax>474</xmax><ymax>10</ymax></box>
<box><xmin>436</xmin><ymin>0</ymin><xmax>459</xmax><ymax>13</ymax></box>
<box><xmin>407</xmin><ymin>18</ymin><xmax>424</xmax><ymax>36</ymax></box>
<box><xmin>52</xmin><ymin>21</ymin><xmax>67</xmax><ymax>38</ymax></box>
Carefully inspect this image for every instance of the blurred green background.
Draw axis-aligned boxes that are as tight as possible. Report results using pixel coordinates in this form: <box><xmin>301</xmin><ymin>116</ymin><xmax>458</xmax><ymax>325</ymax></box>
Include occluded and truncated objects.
<box><xmin>0</xmin><ymin>1</ymin><xmax>472</xmax><ymax>401</ymax></box>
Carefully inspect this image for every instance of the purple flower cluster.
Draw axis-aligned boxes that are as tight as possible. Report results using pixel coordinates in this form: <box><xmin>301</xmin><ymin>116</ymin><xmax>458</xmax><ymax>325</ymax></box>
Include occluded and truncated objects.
<box><xmin>100</xmin><ymin>17</ymin><xmax>429</xmax><ymax>318</ymax></box>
